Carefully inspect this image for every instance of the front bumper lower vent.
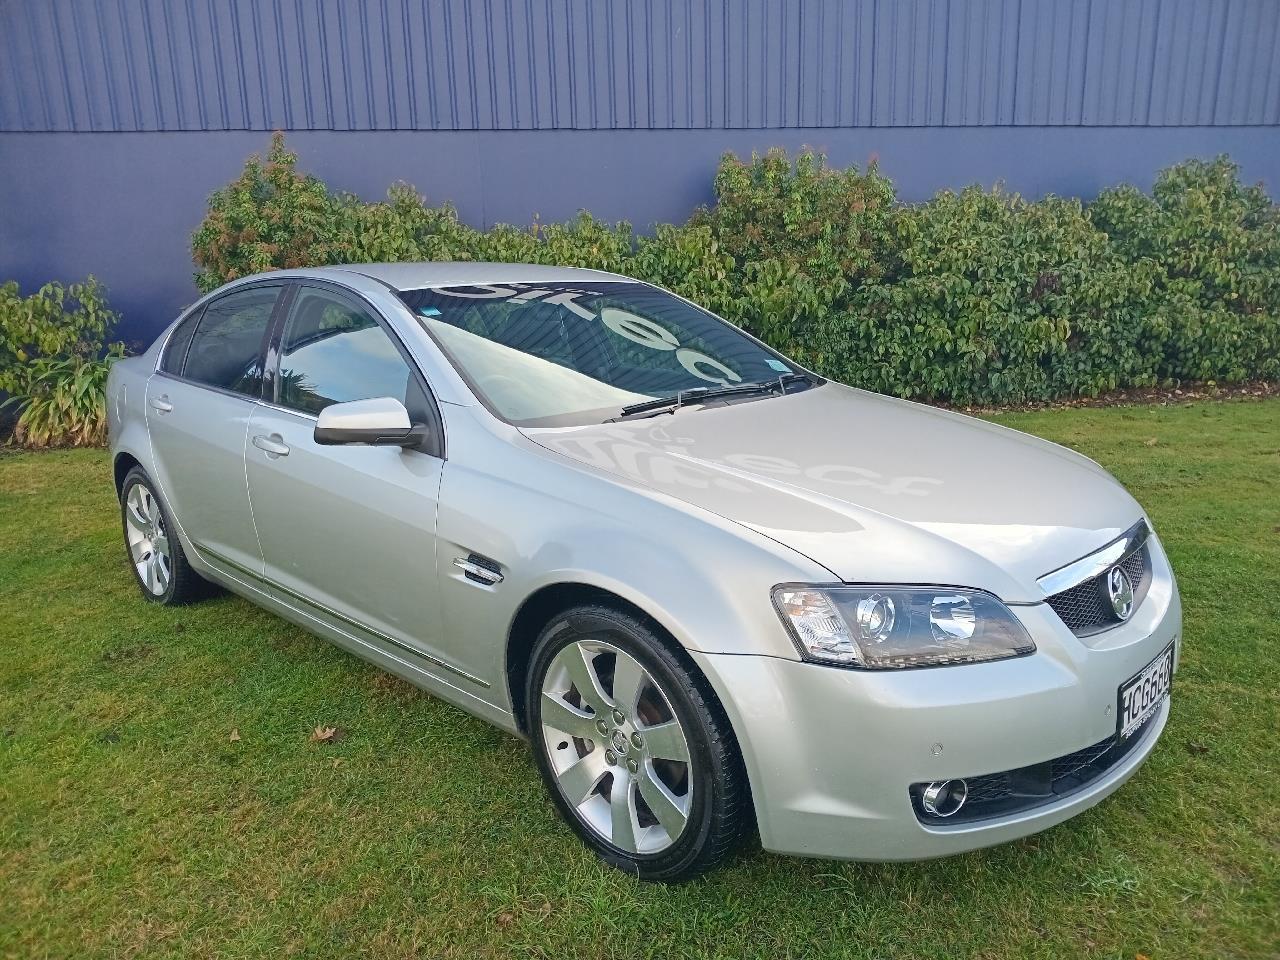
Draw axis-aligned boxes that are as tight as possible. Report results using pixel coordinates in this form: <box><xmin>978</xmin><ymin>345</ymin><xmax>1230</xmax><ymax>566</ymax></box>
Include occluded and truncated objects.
<box><xmin>910</xmin><ymin>709</ymin><xmax>1159</xmax><ymax>825</ymax></box>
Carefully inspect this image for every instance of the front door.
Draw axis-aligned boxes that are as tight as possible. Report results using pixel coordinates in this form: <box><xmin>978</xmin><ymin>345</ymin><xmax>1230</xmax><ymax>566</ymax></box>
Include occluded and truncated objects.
<box><xmin>244</xmin><ymin>283</ymin><xmax>451</xmax><ymax>672</ymax></box>
<box><xmin>147</xmin><ymin>284</ymin><xmax>281</xmax><ymax>576</ymax></box>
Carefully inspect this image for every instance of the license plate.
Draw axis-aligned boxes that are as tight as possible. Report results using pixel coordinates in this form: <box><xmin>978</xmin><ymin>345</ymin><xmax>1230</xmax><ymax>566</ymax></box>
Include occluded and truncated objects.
<box><xmin>1118</xmin><ymin>644</ymin><xmax>1174</xmax><ymax>741</ymax></box>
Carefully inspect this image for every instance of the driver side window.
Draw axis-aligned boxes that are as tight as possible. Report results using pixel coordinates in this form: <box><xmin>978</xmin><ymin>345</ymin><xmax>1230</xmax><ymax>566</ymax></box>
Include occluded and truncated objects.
<box><xmin>275</xmin><ymin>287</ymin><xmax>430</xmax><ymax>422</ymax></box>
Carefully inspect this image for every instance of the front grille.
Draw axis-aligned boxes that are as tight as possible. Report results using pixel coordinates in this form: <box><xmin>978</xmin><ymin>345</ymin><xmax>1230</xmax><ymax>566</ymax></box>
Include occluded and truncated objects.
<box><xmin>910</xmin><ymin>708</ymin><xmax>1160</xmax><ymax>825</ymax></box>
<box><xmin>1045</xmin><ymin>544</ymin><xmax>1151</xmax><ymax>636</ymax></box>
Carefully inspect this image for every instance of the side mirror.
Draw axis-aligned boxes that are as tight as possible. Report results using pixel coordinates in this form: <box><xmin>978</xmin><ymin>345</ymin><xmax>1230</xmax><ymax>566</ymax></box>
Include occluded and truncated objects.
<box><xmin>313</xmin><ymin>397</ymin><xmax>428</xmax><ymax>448</ymax></box>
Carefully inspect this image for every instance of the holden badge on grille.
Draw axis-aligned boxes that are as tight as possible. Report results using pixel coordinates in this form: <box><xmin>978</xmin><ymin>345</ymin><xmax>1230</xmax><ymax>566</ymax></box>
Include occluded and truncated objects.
<box><xmin>1107</xmin><ymin>565</ymin><xmax>1134</xmax><ymax>620</ymax></box>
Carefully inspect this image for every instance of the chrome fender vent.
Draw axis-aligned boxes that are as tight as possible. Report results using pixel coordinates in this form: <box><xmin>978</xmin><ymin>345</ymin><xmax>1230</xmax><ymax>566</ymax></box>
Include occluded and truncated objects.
<box><xmin>454</xmin><ymin>553</ymin><xmax>503</xmax><ymax>586</ymax></box>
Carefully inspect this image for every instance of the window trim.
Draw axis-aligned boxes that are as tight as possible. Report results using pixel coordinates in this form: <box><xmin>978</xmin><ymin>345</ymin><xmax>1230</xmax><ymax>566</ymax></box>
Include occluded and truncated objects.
<box><xmin>267</xmin><ymin>278</ymin><xmax>446</xmax><ymax>460</ymax></box>
<box><xmin>154</xmin><ymin>280</ymin><xmax>287</xmax><ymax>401</ymax></box>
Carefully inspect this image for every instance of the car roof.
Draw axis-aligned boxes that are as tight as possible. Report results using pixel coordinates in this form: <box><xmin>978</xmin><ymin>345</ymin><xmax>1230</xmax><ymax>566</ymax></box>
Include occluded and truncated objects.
<box><xmin>319</xmin><ymin>261</ymin><xmax>635</xmax><ymax>291</ymax></box>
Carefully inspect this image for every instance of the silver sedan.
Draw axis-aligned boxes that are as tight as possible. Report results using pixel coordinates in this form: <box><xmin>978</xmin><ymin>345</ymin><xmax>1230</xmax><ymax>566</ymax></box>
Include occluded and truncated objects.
<box><xmin>107</xmin><ymin>263</ymin><xmax>1181</xmax><ymax>881</ymax></box>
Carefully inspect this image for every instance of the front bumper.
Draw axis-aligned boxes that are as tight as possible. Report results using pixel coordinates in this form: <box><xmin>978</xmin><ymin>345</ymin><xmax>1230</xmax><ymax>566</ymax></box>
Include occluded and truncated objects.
<box><xmin>693</xmin><ymin>540</ymin><xmax>1182</xmax><ymax>861</ymax></box>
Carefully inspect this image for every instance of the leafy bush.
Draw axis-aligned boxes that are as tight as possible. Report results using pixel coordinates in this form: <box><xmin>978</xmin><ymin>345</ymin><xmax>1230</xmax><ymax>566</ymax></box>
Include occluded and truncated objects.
<box><xmin>1090</xmin><ymin>156</ymin><xmax>1280</xmax><ymax>383</ymax></box>
<box><xmin>192</xmin><ymin>132</ymin><xmax>350</xmax><ymax>292</ymax></box>
<box><xmin>339</xmin><ymin>184</ymin><xmax>481</xmax><ymax>264</ymax></box>
<box><xmin>191</xmin><ymin>137</ymin><xmax>1280</xmax><ymax>406</ymax></box>
<box><xmin>0</xmin><ymin>277</ymin><xmax>119</xmax><ymax>395</ymax></box>
<box><xmin>3</xmin><ymin>347</ymin><xmax>124</xmax><ymax>448</ymax></box>
<box><xmin>688</xmin><ymin>150</ymin><xmax>897</xmax><ymax>353</ymax></box>
<box><xmin>631</xmin><ymin>224</ymin><xmax>737</xmax><ymax>317</ymax></box>
<box><xmin>0</xmin><ymin>276</ymin><xmax>125</xmax><ymax>447</ymax></box>
<box><xmin>820</xmin><ymin>187</ymin><xmax>1170</xmax><ymax>403</ymax></box>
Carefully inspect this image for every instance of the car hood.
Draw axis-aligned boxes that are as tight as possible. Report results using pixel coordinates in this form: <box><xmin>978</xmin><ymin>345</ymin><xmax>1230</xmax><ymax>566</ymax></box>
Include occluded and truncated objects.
<box><xmin>522</xmin><ymin>383</ymin><xmax>1142</xmax><ymax>602</ymax></box>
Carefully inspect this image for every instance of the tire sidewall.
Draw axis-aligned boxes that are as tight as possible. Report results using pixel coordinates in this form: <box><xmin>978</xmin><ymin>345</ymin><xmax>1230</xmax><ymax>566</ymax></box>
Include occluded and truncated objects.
<box><xmin>526</xmin><ymin>607</ymin><xmax>729</xmax><ymax>881</ymax></box>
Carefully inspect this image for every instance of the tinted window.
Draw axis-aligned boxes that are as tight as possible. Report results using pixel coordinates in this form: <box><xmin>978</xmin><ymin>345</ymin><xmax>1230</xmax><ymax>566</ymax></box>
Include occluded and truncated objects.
<box><xmin>183</xmin><ymin>287</ymin><xmax>278</xmax><ymax>395</ymax></box>
<box><xmin>159</xmin><ymin>309</ymin><xmax>201</xmax><ymax>375</ymax></box>
<box><xmin>276</xmin><ymin>287</ymin><xmax>429</xmax><ymax>420</ymax></box>
<box><xmin>396</xmin><ymin>282</ymin><xmax>804</xmax><ymax>426</ymax></box>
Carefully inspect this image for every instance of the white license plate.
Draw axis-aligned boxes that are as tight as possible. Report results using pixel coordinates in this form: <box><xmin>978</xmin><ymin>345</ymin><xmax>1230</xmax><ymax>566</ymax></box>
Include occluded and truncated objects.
<box><xmin>1118</xmin><ymin>644</ymin><xmax>1174</xmax><ymax>741</ymax></box>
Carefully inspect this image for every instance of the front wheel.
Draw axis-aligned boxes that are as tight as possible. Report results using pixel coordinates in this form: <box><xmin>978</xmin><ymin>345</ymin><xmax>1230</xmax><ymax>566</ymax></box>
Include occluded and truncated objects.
<box><xmin>119</xmin><ymin>467</ymin><xmax>210</xmax><ymax>605</ymax></box>
<box><xmin>526</xmin><ymin>605</ymin><xmax>751</xmax><ymax>881</ymax></box>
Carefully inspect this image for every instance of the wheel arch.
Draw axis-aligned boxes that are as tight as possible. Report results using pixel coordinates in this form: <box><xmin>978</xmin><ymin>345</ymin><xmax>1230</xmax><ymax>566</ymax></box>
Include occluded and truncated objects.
<box><xmin>113</xmin><ymin>450</ymin><xmax>144</xmax><ymax>499</ymax></box>
<box><xmin>506</xmin><ymin>582</ymin><xmax>701</xmax><ymax>736</ymax></box>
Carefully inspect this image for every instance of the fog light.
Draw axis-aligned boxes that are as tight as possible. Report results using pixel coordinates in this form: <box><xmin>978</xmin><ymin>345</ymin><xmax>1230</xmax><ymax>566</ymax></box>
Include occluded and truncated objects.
<box><xmin>921</xmin><ymin>779</ymin><xmax>968</xmax><ymax>818</ymax></box>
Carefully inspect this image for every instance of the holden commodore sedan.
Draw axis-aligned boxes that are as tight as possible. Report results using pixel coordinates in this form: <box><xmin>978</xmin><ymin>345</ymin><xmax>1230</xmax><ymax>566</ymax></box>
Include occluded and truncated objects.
<box><xmin>106</xmin><ymin>263</ymin><xmax>1180</xmax><ymax>881</ymax></box>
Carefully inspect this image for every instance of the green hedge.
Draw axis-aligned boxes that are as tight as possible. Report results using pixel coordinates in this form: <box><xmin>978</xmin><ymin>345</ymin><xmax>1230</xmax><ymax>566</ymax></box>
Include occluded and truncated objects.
<box><xmin>192</xmin><ymin>134</ymin><xmax>1280</xmax><ymax>406</ymax></box>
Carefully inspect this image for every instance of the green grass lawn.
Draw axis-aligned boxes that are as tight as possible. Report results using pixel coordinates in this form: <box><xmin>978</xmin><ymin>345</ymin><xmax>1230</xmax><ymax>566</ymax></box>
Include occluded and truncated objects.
<box><xmin>2</xmin><ymin>399</ymin><xmax>1278</xmax><ymax>959</ymax></box>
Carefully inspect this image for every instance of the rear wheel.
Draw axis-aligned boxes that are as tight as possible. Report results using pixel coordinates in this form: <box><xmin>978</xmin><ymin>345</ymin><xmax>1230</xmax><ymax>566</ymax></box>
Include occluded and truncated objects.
<box><xmin>526</xmin><ymin>605</ymin><xmax>751</xmax><ymax>881</ymax></box>
<box><xmin>120</xmin><ymin>467</ymin><xmax>209</xmax><ymax>605</ymax></box>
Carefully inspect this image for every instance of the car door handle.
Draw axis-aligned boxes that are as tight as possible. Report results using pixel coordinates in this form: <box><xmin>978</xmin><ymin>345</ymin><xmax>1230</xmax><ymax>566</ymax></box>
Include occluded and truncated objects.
<box><xmin>251</xmin><ymin>433</ymin><xmax>291</xmax><ymax>457</ymax></box>
<box><xmin>149</xmin><ymin>395</ymin><xmax>173</xmax><ymax>414</ymax></box>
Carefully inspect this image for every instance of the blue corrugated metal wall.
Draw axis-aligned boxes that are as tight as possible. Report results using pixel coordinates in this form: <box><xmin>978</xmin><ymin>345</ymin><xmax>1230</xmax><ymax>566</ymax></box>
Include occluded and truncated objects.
<box><xmin>2</xmin><ymin>1</ymin><xmax>1278</xmax><ymax>342</ymax></box>
<box><xmin>5</xmin><ymin>0</ymin><xmax>1279</xmax><ymax>131</ymax></box>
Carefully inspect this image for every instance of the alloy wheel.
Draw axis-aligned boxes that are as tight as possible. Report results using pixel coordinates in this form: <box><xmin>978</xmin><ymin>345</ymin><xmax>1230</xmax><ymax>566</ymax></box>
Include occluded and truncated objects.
<box><xmin>539</xmin><ymin>639</ymin><xmax>693</xmax><ymax>854</ymax></box>
<box><xmin>124</xmin><ymin>482</ymin><xmax>171</xmax><ymax>596</ymax></box>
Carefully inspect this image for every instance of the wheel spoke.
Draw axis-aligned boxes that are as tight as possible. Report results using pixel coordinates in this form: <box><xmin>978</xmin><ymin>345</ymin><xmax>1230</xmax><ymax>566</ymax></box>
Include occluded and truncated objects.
<box><xmin>559</xmin><ymin>643</ymin><xmax>612</xmax><ymax>713</ymax></box>
<box><xmin>128</xmin><ymin>537</ymin><xmax>151</xmax><ymax>564</ymax></box>
<box><xmin>540</xmin><ymin>692</ymin><xmax>598</xmax><ymax>739</ymax></box>
<box><xmin>609</xmin><ymin>772</ymin><xmax>640</xmax><ymax>851</ymax></box>
<box><xmin>637</xmin><ymin>762</ymin><xmax>688</xmax><ymax>840</ymax></box>
<box><xmin>126</xmin><ymin>491</ymin><xmax>151</xmax><ymax>537</ymax></box>
<box><xmin>145</xmin><ymin>555</ymin><xmax>160</xmax><ymax>593</ymax></box>
<box><xmin>556</xmin><ymin>749</ymin><xmax>608</xmax><ymax>807</ymax></box>
<box><xmin>154</xmin><ymin>555</ymin><xmax>170</xmax><ymax>591</ymax></box>
<box><xmin>639</xmin><ymin>719</ymin><xmax>689</xmax><ymax>763</ymax></box>
<box><xmin>610</xmin><ymin>652</ymin><xmax>646</xmax><ymax>717</ymax></box>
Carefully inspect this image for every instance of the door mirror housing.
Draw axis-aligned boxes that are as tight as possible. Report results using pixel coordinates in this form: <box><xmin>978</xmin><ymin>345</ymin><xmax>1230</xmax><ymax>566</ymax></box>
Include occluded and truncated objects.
<box><xmin>313</xmin><ymin>397</ymin><xmax>428</xmax><ymax>448</ymax></box>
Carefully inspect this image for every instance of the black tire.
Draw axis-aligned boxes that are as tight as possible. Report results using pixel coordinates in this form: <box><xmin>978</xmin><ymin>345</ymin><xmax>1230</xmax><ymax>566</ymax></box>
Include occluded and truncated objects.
<box><xmin>526</xmin><ymin>604</ymin><xmax>752</xmax><ymax>882</ymax></box>
<box><xmin>119</xmin><ymin>466</ymin><xmax>211</xmax><ymax>605</ymax></box>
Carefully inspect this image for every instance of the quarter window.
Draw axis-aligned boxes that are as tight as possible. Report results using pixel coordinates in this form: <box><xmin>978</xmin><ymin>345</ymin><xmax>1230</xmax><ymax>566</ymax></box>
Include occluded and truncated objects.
<box><xmin>182</xmin><ymin>286</ymin><xmax>279</xmax><ymax>396</ymax></box>
<box><xmin>159</xmin><ymin>309</ymin><xmax>201</xmax><ymax>375</ymax></box>
<box><xmin>275</xmin><ymin>287</ymin><xmax>430</xmax><ymax>421</ymax></box>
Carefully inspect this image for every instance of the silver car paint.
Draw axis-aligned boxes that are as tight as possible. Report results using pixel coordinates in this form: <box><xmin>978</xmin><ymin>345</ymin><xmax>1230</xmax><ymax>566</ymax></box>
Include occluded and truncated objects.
<box><xmin>523</xmin><ymin>384</ymin><xmax>1142</xmax><ymax>604</ymax></box>
<box><xmin>144</xmin><ymin>372</ymin><xmax>266</xmax><ymax>577</ymax></box>
<box><xmin>107</xmin><ymin>263</ymin><xmax>1181</xmax><ymax>861</ymax></box>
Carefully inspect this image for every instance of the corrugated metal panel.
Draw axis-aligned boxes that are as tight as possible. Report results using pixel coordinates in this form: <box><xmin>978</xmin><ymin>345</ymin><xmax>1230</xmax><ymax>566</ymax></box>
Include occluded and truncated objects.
<box><xmin>2</xmin><ymin>0</ymin><xmax>1277</xmax><ymax>132</ymax></box>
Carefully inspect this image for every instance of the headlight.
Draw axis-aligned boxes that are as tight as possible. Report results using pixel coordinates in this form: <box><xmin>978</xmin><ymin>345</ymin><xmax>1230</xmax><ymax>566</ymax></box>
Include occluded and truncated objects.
<box><xmin>772</xmin><ymin>584</ymin><xmax>1035</xmax><ymax>669</ymax></box>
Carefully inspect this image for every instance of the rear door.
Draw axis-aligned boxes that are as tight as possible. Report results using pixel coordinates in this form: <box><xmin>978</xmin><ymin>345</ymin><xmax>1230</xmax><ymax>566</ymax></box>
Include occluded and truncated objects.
<box><xmin>146</xmin><ymin>283</ymin><xmax>283</xmax><ymax>577</ymax></box>
<box><xmin>243</xmin><ymin>282</ymin><xmax>454</xmax><ymax>673</ymax></box>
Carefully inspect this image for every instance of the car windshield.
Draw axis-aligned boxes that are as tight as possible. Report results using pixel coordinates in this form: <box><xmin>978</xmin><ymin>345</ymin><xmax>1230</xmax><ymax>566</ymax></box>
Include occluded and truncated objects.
<box><xmin>397</xmin><ymin>281</ymin><xmax>806</xmax><ymax>427</ymax></box>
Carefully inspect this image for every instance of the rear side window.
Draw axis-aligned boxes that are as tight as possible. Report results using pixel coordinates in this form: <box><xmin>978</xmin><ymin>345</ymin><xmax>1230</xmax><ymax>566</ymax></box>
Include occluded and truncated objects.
<box><xmin>183</xmin><ymin>286</ymin><xmax>279</xmax><ymax>396</ymax></box>
<box><xmin>159</xmin><ymin>310</ymin><xmax>201</xmax><ymax>375</ymax></box>
<box><xmin>275</xmin><ymin>286</ymin><xmax>430</xmax><ymax>421</ymax></box>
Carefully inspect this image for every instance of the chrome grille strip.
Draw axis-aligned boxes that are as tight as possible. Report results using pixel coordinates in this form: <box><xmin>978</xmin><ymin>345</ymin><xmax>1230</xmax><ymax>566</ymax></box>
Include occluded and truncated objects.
<box><xmin>1036</xmin><ymin>519</ymin><xmax>1150</xmax><ymax>597</ymax></box>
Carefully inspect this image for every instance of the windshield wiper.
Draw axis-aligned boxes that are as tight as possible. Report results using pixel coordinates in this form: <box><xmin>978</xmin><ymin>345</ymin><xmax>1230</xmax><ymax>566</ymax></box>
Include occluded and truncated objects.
<box><xmin>609</xmin><ymin>373</ymin><xmax>812</xmax><ymax>421</ymax></box>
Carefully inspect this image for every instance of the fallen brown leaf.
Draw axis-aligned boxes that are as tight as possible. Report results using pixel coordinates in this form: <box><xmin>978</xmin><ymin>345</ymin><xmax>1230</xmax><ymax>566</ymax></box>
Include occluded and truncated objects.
<box><xmin>310</xmin><ymin>725</ymin><xmax>346</xmax><ymax>744</ymax></box>
<box><xmin>229</xmin><ymin>728</ymin><xmax>241</xmax><ymax>742</ymax></box>
<box><xmin>1144</xmin><ymin>437</ymin><xmax>1158</xmax><ymax>446</ymax></box>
